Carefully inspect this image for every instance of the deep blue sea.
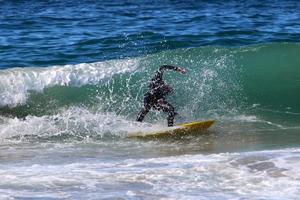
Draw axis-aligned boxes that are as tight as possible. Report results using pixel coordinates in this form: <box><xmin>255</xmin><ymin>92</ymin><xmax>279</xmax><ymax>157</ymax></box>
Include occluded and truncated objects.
<box><xmin>1</xmin><ymin>1</ymin><xmax>300</xmax><ymax>199</ymax></box>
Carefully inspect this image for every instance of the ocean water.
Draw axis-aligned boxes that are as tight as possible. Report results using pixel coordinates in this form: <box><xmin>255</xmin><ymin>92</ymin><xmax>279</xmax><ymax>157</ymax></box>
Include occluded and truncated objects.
<box><xmin>1</xmin><ymin>1</ymin><xmax>300</xmax><ymax>199</ymax></box>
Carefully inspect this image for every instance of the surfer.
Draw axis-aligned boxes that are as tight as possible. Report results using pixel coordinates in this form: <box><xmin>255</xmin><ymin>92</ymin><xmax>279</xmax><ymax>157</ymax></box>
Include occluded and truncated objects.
<box><xmin>136</xmin><ymin>65</ymin><xmax>186</xmax><ymax>126</ymax></box>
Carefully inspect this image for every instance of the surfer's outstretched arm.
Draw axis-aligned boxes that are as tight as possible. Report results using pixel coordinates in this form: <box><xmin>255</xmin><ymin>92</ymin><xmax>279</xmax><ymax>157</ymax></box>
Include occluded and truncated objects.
<box><xmin>158</xmin><ymin>65</ymin><xmax>186</xmax><ymax>74</ymax></box>
<box><xmin>150</xmin><ymin>65</ymin><xmax>186</xmax><ymax>87</ymax></box>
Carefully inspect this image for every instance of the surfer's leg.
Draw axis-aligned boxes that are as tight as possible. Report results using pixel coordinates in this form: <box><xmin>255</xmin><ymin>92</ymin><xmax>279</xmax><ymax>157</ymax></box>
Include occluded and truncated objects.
<box><xmin>167</xmin><ymin>104</ymin><xmax>176</xmax><ymax>127</ymax></box>
<box><xmin>136</xmin><ymin>95</ymin><xmax>152</xmax><ymax>122</ymax></box>
<box><xmin>157</xmin><ymin>100</ymin><xmax>176</xmax><ymax>127</ymax></box>
<box><xmin>136</xmin><ymin>105</ymin><xmax>150</xmax><ymax>122</ymax></box>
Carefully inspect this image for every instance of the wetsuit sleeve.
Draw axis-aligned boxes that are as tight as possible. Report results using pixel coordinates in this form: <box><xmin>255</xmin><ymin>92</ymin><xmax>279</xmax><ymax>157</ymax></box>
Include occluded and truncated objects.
<box><xmin>154</xmin><ymin>65</ymin><xmax>178</xmax><ymax>81</ymax></box>
<box><xmin>159</xmin><ymin>65</ymin><xmax>178</xmax><ymax>72</ymax></box>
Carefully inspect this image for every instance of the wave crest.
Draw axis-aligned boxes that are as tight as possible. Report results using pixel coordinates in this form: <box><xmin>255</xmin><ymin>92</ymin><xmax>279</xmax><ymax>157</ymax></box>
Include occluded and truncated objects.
<box><xmin>0</xmin><ymin>58</ymin><xmax>139</xmax><ymax>107</ymax></box>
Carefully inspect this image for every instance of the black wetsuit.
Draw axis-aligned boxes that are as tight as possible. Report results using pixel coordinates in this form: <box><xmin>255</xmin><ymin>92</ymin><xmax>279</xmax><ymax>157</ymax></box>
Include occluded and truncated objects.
<box><xmin>136</xmin><ymin>65</ymin><xmax>178</xmax><ymax>126</ymax></box>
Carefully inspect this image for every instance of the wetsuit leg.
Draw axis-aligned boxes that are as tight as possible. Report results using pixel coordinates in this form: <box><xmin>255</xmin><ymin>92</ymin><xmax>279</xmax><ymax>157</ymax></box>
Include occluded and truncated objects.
<box><xmin>136</xmin><ymin>104</ymin><xmax>151</xmax><ymax>122</ymax></box>
<box><xmin>157</xmin><ymin>100</ymin><xmax>176</xmax><ymax>127</ymax></box>
<box><xmin>136</xmin><ymin>94</ymin><xmax>153</xmax><ymax>122</ymax></box>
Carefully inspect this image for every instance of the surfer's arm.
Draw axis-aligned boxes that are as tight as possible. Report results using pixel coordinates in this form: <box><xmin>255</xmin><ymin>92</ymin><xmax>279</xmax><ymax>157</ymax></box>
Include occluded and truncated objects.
<box><xmin>159</xmin><ymin>65</ymin><xmax>186</xmax><ymax>74</ymax></box>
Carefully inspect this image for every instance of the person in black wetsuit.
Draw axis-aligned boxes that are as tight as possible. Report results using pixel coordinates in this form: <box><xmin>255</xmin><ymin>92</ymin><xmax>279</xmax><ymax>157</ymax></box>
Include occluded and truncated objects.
<box><xmin>136</xmin><ymin>65</ymin><xmax>186</xmax><ymax>126</ymax></box>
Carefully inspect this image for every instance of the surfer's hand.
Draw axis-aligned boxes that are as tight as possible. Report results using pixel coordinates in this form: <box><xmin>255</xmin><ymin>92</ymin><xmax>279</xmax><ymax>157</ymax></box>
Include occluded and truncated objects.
<box><xmin>176</xmin><ymin>67</ymin><xmax>186</xmax><ymax>74</ymax></box>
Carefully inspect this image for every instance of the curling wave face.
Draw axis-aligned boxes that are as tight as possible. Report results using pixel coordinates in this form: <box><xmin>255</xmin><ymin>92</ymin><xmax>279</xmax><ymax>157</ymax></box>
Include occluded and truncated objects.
<box><xmin>0</xmin><ymin>43</ymin><xmax>300</xmax><ymax>141</ymax></box>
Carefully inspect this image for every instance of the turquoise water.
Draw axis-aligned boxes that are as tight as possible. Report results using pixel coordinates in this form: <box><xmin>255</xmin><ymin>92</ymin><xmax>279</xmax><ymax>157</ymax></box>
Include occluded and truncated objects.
<box><xmin>1</xmin><ymin>1</ymin><xmax>300</xmax><ymax>199</ymax></box>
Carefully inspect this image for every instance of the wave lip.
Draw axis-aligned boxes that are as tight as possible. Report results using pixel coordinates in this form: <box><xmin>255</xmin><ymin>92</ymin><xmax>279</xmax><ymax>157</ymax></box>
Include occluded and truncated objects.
<box><xmin>0</xmin><ymin>58</ymin><xmax>139</xmax><ymax>107</ymax></box>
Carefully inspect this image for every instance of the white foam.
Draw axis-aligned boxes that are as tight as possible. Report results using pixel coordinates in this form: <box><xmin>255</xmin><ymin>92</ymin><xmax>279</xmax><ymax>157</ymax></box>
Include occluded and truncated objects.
<box><xmin>0</xmin><ymin>148</ymin><xmax>300</xmax><ymax>199</ymax></box>
<box><xmin>0</xmin><ymin>58</ymin><xmax>139</xmax><ymax>107</ymax></box>
<box><xmin>0</xmin><ymin>107</ymin><xmax>163</xmax><ymax>140</ymax></box>
<box><xmin>232</xmin><ymin>114</ymin><xmax>260</xmax><ymax>122</ymax></box>
<box><xmin>218</xmin><ymin>114</ymin><xmax>285</xmax><ymax>129</ymax></box>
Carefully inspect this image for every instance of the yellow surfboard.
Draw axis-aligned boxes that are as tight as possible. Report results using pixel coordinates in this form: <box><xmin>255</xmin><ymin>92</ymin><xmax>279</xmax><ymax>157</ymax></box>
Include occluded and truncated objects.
<box><xmin>128</xmin><ymin>120</ymin><xmax>214</xmax><ymax>139</ymax></box>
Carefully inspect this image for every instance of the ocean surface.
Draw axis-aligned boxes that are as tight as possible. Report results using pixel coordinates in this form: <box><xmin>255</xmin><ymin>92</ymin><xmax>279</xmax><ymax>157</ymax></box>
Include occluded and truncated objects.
<box><xmin>1</xmin><ymin>0</ymin><xmax>300</xmax><ymax>199</ymax></box>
